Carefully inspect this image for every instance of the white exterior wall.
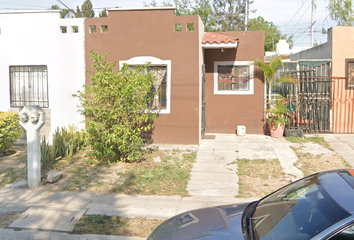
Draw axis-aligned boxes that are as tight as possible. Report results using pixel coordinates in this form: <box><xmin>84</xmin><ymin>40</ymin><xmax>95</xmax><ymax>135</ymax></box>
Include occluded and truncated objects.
<box><xmin>0</xmin><ymin>10</ymin><xmax>85</xmax><ymax>141</ymax></box>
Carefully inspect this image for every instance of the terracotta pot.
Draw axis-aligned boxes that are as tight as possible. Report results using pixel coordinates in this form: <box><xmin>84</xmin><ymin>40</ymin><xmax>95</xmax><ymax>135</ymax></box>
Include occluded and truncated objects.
<box><xmin>270</xmin><ymin>123</ymin><xmax>285</xmax><ymax>138</ymax></box>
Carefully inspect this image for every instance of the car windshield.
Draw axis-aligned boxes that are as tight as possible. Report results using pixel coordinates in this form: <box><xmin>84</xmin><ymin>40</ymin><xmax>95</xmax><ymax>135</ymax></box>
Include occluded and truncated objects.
<box><xmin>251</xmin><ymin>174</ymin><xmax>350</xmax><ymax>240</ymax></box>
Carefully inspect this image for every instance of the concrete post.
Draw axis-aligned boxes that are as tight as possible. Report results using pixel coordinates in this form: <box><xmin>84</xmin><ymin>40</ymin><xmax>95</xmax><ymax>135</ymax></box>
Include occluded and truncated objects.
<box><xmin>19</xmin><ymin>106</ymin><xmax>46</xmax><ymax>189</ymax></box>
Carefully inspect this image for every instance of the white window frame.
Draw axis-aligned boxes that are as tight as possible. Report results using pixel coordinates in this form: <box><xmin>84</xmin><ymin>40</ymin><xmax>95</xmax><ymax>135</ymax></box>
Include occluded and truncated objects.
<box><xmin>214</xmin><ymin>61</ymin><xmax>254</xmax><ymax>95</ymax></box>
<box><xmin>119</xmin><ymin>56</ymin><xmax>171</xmax><ymax>114</ymax></box>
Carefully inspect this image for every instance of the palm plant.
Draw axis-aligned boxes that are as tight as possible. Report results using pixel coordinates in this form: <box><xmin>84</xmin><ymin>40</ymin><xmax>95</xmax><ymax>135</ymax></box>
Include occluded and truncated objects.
<box><xmin>253</xmin><ymin>56</ymin><xmax>295</xmax><ymax>104</ymax></box>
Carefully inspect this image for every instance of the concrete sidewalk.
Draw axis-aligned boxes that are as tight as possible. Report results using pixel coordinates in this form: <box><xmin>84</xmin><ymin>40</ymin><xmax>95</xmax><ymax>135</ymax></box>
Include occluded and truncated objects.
<box><xmin>0</xmin><ymin>188</ymin><xmax>256</xmax><ymax>239</ymax></box>
<box><xmin>0</xmin><ymin>228</ymin><xmax>144</xmax><ymax>240</ymax></box>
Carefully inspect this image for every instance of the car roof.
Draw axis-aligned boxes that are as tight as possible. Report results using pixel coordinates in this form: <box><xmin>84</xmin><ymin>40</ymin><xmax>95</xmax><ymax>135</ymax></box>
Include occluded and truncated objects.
<box><xmin>319</xmin><ymin>169</ymin><xmax>354</xmax><ymax>214</ymax></box>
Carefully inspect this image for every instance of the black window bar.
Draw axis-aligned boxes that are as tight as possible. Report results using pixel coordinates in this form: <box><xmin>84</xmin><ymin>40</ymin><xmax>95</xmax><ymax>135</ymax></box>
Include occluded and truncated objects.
<box><xmin>9</xmin><ymin>65</ymin><xmax>49</xmax><ymax>108</ymax></box>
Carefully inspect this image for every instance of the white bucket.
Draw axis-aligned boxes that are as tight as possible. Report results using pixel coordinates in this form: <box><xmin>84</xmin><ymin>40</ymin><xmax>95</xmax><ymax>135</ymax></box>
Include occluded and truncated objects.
<box><xmin>237</xmin><ymin>125</ymin><xmax>246</xmax><ymax>136</ymax></box>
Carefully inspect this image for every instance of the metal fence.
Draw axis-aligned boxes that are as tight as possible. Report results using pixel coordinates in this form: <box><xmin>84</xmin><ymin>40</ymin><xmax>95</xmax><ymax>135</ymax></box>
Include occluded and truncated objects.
<box><xmin>274</xmin><ymin>61</ymin><xmax>332</xmax><ymax>133</ymax></box>
<box><xmin>332</xmin><ymin>77</ymin><xmax>354</xmax><ymax>133</ymax></box>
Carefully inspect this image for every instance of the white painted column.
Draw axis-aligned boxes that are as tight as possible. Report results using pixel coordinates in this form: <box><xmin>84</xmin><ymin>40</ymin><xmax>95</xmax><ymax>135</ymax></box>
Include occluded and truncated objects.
<box><xmin>20</xmin><ymin>106</ymin><xmax>46</xmax><ymax>189</ymax></box>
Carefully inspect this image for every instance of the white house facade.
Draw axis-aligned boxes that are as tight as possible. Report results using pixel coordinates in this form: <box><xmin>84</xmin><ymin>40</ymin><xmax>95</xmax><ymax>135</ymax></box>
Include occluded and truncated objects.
<box><xmin>0</xmin><ymin>10</ymin><xmax>85</xmax><ymax>141</ymax></box>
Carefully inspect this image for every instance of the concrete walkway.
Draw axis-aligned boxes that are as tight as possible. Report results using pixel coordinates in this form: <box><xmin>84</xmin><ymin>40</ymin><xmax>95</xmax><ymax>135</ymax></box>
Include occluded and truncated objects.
<box><xmin>187</xmin><ymin>134</ymin><xmax>238</xmax><ymax>197</ymax></box>
<box><xmin>323</xmin><ymin>134</ymin><xmax>354</xmax><ymax>167</ymax></box>
<box><xmin>236</xmin><ymin>135</ymin><xmax>303</xmax><ymax>180</ymax></box>
<box><xmin>187</xmin><ymin>134</ymin><xmax>303</xmax><ymax>198</ymax></box>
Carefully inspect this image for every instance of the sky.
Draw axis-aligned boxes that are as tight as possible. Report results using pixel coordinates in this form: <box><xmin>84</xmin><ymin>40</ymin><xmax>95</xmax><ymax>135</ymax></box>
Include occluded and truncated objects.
<box><xmin>0</xmin><ymin>0</ymin><xmax>337</xmax><ymax>48</ymax></box>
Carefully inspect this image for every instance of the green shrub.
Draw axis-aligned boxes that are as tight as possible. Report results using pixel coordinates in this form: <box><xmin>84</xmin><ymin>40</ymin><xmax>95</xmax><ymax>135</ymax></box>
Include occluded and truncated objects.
<box><xmin>41</xmin><ymin>125</ymin><xmax>86</xmax><ymax>169</ymax></box>
<box><xmin>0</xmin><ymin>112</ymin><xmax>23</xmax><ymax>154</ymax></box>
<box><xmin>41</xmin><ymin>136</ymin><xmax>54</xmax><ymax>169</ymax></box>
<box><xmin>53</xmin><ymin>125</ymin><xmax>86</xmax><ymax>159</ymax></box>
<box><xmin>74</xmin><ymin>51</ymin><xmax>157</xmax><ymax>164</ymax></box>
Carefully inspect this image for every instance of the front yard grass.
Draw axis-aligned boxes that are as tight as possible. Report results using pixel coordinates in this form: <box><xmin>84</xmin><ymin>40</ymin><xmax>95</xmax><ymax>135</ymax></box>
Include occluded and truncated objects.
<box><xmin>236</xmin><ymin>159</ymin><xmax>289</xmax><ymax>198</ymax></box>
<box><xmin>0</xmin><ymin>146</ymin><xmax>196</xmax><ymax>196</ymax></box>
<box><xmin>113</xmin><ymin>150</ymin><xmax>196</xmax><ymax>196</ymax></box>
<box><xmin>73</xmin><ymin>215</ymin><xmax>163</xmax><ymax>237</ymax></box>
<box><xmin>0</xmin><ymin>145</ymin><xmax>27</xmax><ymax>187</ymax></box>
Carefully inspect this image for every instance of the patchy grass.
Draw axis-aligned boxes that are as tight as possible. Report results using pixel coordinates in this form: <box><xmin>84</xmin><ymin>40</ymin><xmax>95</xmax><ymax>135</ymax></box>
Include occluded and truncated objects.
<box><xmin>0</xmin><ymin>212</ymin><xmax>21</xmax><ymax>228</ymax></box>
<box><xmin>73</xmin><ymin>215</ymin><xmax>163</xmax><ymax>237</ymax></box>
<box><xmin>112</xmin><ymin>150</ymin><xmax>196</xmax><ymax>196</ymax></box>
<box><xmin>288</xmin><ymin>135</ymin><xmax>351</xmax><ymax>177</ymax></box>
<box><xmin>292</xmin><ymin>147</ymin><xmax>351</xmax><ymax>177</ymax></box>
<box><xmin>237</xmin><ymin>159</ymin><xmax>289</xmax><ymax>198</ymax></box>
<box><xmin>1</xmin><ymin>145</ymin><xmax>196</xmax><ymax>196</ymax></box>
<box><xmin>0</xmin><ymin>145</ymin><xmax>27</xmax><ymax>187</ymax></box>
<box><xmin>285</xmin><ymin>136</ymin><xmax>333</xmax><ymax>150</ymax></box>
<box><xmin>0</xmin><ymin>168</ymin><xmax>17</xmax><ymax>187</ymax></box>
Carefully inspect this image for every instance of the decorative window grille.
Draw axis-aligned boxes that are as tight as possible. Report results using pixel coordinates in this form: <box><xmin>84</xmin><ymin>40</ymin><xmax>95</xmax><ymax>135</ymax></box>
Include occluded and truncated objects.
<box><xmin>217</xmin><ymin>65</ymin><xmax>250</xmax><ymax>91</ymax></box>
<box><xmin>129</xmin><ymin>65</ymin><xmax>167</xmax><ymax>110</ymax></box>
<box><xmin>10</xmin><ymin>65</ymin><xmax>49</xmax><ymax>108</ymax></box>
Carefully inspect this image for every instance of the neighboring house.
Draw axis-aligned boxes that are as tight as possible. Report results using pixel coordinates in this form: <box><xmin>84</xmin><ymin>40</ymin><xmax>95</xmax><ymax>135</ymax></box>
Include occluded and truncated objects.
<box><xmin>0</xmin><ymin>7</ymin><xmax>265</xmax><ymax>145</ymax></box>
<box><xmin>290</xmin><ymin>27</ymin><xmax>354</xmax><ymax>133</ymax></box>
<box><xmin>85</xmin><ymin>7</ymin><xmax>265</xmax><ymax>145</ymax></box>
<box><xmin>0</xmin><ymin>10</ymin><xmax>85</xmax><ymax>141</ymax></box>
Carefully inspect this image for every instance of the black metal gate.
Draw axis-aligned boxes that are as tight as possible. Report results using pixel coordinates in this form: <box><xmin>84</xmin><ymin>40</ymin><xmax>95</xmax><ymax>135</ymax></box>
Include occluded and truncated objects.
<box><xmin>275</xmin><ymin>62</ymin><xmax>332</xmax><ymax>133</ymax></box>
<box><xmin>201</xmin><ymin>64</ymin><xmax>206</xmax><ymax>138</ymax></box>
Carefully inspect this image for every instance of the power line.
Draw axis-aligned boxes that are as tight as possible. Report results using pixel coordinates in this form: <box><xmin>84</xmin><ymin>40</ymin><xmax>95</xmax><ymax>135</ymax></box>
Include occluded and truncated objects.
<box><xmin>281</xmin><ymin>0</ymin><xmax>308</xmax><ymax>27</ymax></box>
<box><xmin>56</xmin><ymin>0</ymin><xmax>72</xmax><ymax>11</ymax></box>
<box><xmin>287</xmin><ymin>1</ymin><xmax>312</xmax><ymax>36</ymax></box>
<box><xmin>0</xmin><ymin>1</ymin><xmax>47</xmax><ymax>8</ymax></box>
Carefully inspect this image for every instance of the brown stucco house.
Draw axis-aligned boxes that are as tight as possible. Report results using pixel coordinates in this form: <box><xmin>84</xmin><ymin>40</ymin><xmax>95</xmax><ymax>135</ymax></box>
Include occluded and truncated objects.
<box><xmin>84</xmin><ymin>7</ymin><xmax>265</xmax><ymax>145</ymax></box>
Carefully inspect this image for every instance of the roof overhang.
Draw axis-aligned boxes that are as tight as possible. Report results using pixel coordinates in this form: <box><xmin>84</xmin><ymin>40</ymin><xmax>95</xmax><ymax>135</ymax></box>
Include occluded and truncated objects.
<box><xmin>202</xmin><ymin>42</ymin><xmax>238</xmax><ymax>49</ymax></box>
<box><xmin>202</xmin><ymin>32</ymin><xmax>238</xmax><ymax>49</ymax></box>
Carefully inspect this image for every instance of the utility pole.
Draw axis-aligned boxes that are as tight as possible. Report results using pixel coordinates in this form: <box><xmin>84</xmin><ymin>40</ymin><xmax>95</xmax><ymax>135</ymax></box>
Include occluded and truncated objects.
<box><xmin>311</xmin><ymin>0</ymin><xmax>315</xmax><ymax>47</ymax></box>
<box><xmin>245</xmin><ymin>0</ymin><xmax>248</xmax><ymax>31</ymax></box>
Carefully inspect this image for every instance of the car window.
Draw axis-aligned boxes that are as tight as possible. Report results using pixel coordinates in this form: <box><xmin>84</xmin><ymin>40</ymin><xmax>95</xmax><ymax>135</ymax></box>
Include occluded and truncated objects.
<box><xmin>251</xmin><ymin>175</ymin><xmax>350</xmax><ymax>240</ymax></box>
<box><xmin>329</xmin><ymin>224</ymin><xmax>354</xmax><ymax>240</ymax></box>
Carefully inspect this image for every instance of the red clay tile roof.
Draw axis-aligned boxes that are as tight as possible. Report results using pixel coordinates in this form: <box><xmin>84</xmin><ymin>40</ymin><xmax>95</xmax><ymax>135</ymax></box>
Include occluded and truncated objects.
<box><xmin>202</xmin><ymin>32</ymin><xmax>238</xmax><ymax>44</ymax></box>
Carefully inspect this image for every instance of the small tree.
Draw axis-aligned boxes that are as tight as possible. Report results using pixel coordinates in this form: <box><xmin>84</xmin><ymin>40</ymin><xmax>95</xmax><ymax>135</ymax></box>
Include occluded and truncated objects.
<box><xmin>74</xmin><ymin>51</ymin><xmax>157</xmax><ymax>164</ymax></box>
<box><xmin>254</xmin><ymin>56</ymin><xmax>295</xmax><ymax>104</ymax></box>
<box><xmin>81</xmin><ymin>0</ymin><xmax>95</xmax><ymax>18</ymax></box>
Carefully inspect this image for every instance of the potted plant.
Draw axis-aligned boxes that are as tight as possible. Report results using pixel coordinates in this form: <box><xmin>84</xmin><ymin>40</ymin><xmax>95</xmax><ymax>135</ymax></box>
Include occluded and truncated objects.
<box><xmin>267</xmin><ymin>97</ymin><xmax>290</xmax><ymax>137</ymax></box>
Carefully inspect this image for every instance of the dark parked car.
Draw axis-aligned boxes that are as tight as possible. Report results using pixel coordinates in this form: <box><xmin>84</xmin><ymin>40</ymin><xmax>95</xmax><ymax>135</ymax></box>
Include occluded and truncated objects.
<box><xmin>148</xmin><ymin>169</ymin><xmax>354</xmax><ymax>240</ymax></box>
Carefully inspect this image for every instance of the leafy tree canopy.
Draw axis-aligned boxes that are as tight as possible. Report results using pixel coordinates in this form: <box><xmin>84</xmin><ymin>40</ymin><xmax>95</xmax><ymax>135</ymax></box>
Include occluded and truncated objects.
<box><xmin>50</xmin><ymin>0</ymin><xmax>94</xmax><ymax>18</ymax></box>
<box><xmin>248</xmin><ymin>16</ymin><xmax>294</xmax><ymax>52</ymax></box>
<box><xmin>99</xmin><ymin>8</ymin><xmax>108</xmax><ymax>17</ymax></box>
<box><xmin>80</xmin><ymin>0</ymin><xmax>95</xmax><ymax>18</ymax></box>
<box><xmin>212</xmin><ymin>0</ymin><xmax>255</xmax><ymax>31</ymax></box>
<box><xmin>327</xmin><ymin>0</ymin><xmax>354</xmax><ymax>26</ymax></box>
<box><xmin>144</xmin><ymin>0</ymin><xmax>217</xmax><ymax>31</ymax></box>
